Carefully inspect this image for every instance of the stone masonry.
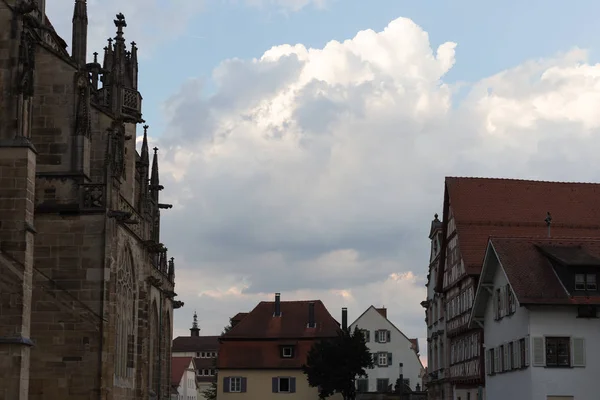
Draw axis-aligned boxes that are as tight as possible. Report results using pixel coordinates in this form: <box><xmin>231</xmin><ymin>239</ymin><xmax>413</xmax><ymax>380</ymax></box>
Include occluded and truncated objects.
<box><xmin>0</xmin><ymin>1</ymin><xmax>183</xmax><ymax>399</ymax></box>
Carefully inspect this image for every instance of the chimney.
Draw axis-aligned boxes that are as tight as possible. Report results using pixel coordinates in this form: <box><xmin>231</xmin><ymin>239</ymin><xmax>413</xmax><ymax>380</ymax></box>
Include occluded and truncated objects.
<box><xmin>376</xmin><ymin>307</ymin><xmax>387</xmax><ymax>319</ymax></box>
<box><xmin>308</xmin><ymin>302</ymin><xmax>315</xmax><ymax>328</ymax></box>
<box><xmin>341</xmin><ymin>307</ymin><xmax>348</xmax><ymax>331</ymax></box>
<box><xmin>274</xmin><ymin>293</ymin><xmax>281</xmax><ymax>317</ymax></box>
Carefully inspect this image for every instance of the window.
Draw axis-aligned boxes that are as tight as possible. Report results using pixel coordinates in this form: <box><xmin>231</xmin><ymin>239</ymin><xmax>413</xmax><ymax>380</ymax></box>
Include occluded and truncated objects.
<box><xmin>587</xmin><ymin>274</ymin><xmax>597</xmax><ymax>290</ymax></box>
<box><xmin>378</xmin><ymin>352</ymin><xmax>388</xmax><ymax>366</ymax></box>
<box><xmin>575</xmin><ymin>274</ymin><xmax>597</xmax><ymax>291</ymax></box>
<box><xmin>357</xmin><ymin>378</ymin><xmax>368</xmax><ymax>392</ymax></box>
<box><xmin>229</xmin><ymin>377</ymin><xmax>242</xmax><ymax>392</ymax></box>
<box><xmin>545</xmin><ymin>337</ymin><xmax>570</xmax><ymax>367</ymax></box>
<box><xmin>282</xmin><ymin>347</ymin><xmax>293</xmax><ymax>358</ymax></box>
<box><xmin>196</xmin><ymin>352</ymin><xmax>200</xmax><ymax>357</ymax></box>
<box><xmin>279</xmin><ymin>378</ymin><xmax>290</xmax><ymax>392</ymax></box>
<box><xmin>361</xmin><ymin>329</ymin><xmax>370</xmax><ymax>342</ymax></box>
<box><xmin>376</xmin><ymin>378</ymin><xmax>389</xmax><ymax>392</ymax></box>
<box><xmin>272</xmin><ymin>377</ymin><xmax>295</xmax><ymax>393</ymax></box>
<box><xmin>377</xmin><ymin>330</ymin><xmax>389</xmax><ymax>343</ymax></box>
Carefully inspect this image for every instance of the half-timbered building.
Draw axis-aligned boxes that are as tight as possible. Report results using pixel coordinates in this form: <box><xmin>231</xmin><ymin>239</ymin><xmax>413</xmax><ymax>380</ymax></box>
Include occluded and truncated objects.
<box><xmin>431</xmin><ymin>177</ymin><xmax>600</xmax><ymax>400</ymax></box>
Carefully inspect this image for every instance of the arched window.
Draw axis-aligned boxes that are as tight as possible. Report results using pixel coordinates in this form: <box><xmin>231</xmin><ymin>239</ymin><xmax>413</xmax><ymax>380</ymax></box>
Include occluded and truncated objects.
<box><xmin>115</xmin><ymin>248</ymin><xmax>135</xmax><ymax>379</ymax></box>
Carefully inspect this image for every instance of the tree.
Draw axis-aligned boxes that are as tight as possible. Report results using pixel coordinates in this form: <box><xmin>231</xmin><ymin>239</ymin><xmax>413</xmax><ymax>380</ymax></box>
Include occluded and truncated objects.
<box><xmin>203</xmin><ymin>320</ymin><xmax>233</xmax><ymax>400</ymax></box>
<box><xmin>302</xmin><ymin>327</ymin><xmax>374</xmax><ymax>400</ymax></box>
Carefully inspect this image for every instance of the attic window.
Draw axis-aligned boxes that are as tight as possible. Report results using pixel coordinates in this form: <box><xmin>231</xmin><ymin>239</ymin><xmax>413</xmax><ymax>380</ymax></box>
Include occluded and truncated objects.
<box><xmin>575</xmin><ymin>274</ymin><xmax>597</xmax><ymax>291</ymax></box>
<box><xmin>282</xmin><ymin>346</ymin><xmax>294</xmax><ymax>358</ymax></box>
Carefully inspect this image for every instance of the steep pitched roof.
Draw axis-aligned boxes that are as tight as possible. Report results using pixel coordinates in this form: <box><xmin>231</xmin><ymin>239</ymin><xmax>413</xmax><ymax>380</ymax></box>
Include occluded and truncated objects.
<box><xmin>171</xmin><ymin>357</ymin><xmax>194</xmax><ymax>386</ymax></box>
<box><xmin>470</xmin><ymin>237</ymin><xmax>600</xmax><ymax>327</ymax></box>
<box><xmin>222</xmin><ymin>300</ymin><xmax>339</xmax><ymax>339</ymax></box>
<box><xmin>218</xmin><ymin>299</ymin><xmax>340</xmax><ymax>369</ymax></box>
<box><xmin>436</xmin><ymin>177</ymin><xmax>600</xmax><ymax>291</ymax></box>
<box><xmin>172</xmin><ymin>336</ymin><xmax>219</xmax><ymax>353</ymax></box>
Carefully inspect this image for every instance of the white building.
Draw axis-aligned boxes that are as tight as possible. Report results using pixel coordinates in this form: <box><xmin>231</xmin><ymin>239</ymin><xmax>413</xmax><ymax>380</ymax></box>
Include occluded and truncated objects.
<box><xmin>470</xmin><ymin>237</ymin><xmax>599</xmax><ymax>400</ymax></box>
<box><xmin>350</xmin><ymin>306</ymin><xmax>425</xmax><ymax>393</ymax></box>
<box><xmin>171</xmin><ymin>357</ymin><xmax>199</xmax><ymax>400</ymax></box>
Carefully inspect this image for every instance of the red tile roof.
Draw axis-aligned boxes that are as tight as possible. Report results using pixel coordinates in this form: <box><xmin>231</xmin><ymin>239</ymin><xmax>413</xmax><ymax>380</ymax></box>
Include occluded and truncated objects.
<box><xmin>437</xmin><ymin>177</ymin><xmax>600</xmax><ymax>290</ymax></box>
<box><xmin>172</xmin><ymin>335</ymin><xmax>219</xmax><ymax>353</ymax></box>
<box><xmin>490</xmin><ymin>237</ymin><xmax>600</xmax><ymax>305</ymax></box>
<box><xmin>223</xmin><ymin>300</ymin><xmax>339</xmax><ymax>339</ymax></box>
<box><xmin>171</xmin><ymin>357</ymin><xmax>194</xmax><ymax>386</ymax></box>
<box><xmin>218</xmin><ymin>300</ymin><xmax>340</xmax><ymax>369</ymax></box>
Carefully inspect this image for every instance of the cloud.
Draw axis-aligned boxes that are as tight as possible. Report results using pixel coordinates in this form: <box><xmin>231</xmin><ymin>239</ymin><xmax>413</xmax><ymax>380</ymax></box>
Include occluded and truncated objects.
<box><xmin>45</xmin><ymin>0</ymin><xmax>205</xmax><ymax>59</ymax></box>
<box><xmin>112</xmin><ymin>13</ymin><xmax>600</xmax><ymax>366</ymax></box>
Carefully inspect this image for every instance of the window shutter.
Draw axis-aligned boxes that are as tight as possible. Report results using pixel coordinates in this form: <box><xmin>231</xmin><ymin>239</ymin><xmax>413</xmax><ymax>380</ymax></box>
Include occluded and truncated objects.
<box><xmin>524</xmin><ymin>337</ymin><xmax>530</xmax><ymax>366</ymax></box>
<box><xmin>241</xmin><ymin>377</ymin><xmax>247</xmax><ymax>393</ymax></box>
<box><xmin>493</xmin><ymin>291</ymin><xmax>499</xmax><ymax>320</ymax></box>
<box><xmin>365</xmin><ymin>330</ymin><xmax>370</xmax><ymax>342</ymax></box>
<box><xmin>272</xmin><ymin>377</ymin><xmax>278</xmax><ymax>393</ymax></box>
<box><xmin>386</xmin><ymin>330</ymin><xmax>391</xmax><ymax>343</ymax></box>
<box><xmin>493</xmin><ymin>347</ymin><xmax>499</xmax><ymax>373</ymax></box>
<box><xmin>223</xmin><ymin>377</ymin><xmax>230</xmax><ymax>393</ymax></box>
<box><xmin>512</xmin><ymin>341</ymin><xmax>519</xmax><ymax>369</ymax></box>
<box><xmin>504</xmin><ymin>285</ymin><xmax>510</xmax><ymax>314</ymax></box>
<box><xmin>375</xmin><ymin>330</ymin><xmax>380</xmax><ymax>343</ymax></box>
<box><xmin>572</xmin><ymin>338</ymin><xmax>585</xmax><ymax>367</ymax></box>
<box><xmin>387</xmin><ymin>352</ymin><xmax>392</xmax><ymax>365</ymax></box>
<box><xmin>500</xmin><ymin>287</ymin><xmax>506</xmax><ymax>317</ymax></box>
<box><xmin>290</xmin><ymin>377</ymin><xmax>296</xmax><ymax>393</ymax></box>
<box><xmin>372</xmin><ymin>353</ymin><xmax>378</xmax><ymax>366</ymax></box>
<box><xmin>485</xmin><ymin>350</ymin><xmax>491</xmax><ymax>375</ymax></box>
<box><xmin>532</xmin><ymin>337</ymin><xmax>545</xmax><ymax>367</ymax></box>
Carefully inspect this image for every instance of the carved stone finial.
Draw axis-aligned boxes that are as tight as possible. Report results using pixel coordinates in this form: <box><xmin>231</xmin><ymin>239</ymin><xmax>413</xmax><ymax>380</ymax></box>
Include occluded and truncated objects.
<box><xmin>143</xmin><ymin>125</ymin><xmax>149</xmax><ymax>133</ymax></box>
<box><xmin>434</xmin><ymin>213</ymin><xmax>439</xmax><ymax>220</ymax></box>
<box><xmin>93</xmin><ymin>52</ymin><xmax>98</xmax><ymax>63</ymax></box>
<box><xmin>153</xmin><ymin>147</ymin><xmax>158</xmax><ymax>154</ymax></box>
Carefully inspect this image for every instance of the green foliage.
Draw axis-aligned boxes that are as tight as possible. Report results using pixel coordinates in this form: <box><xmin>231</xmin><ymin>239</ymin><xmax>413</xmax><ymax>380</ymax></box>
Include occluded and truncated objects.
<box><xmin>302</xmin><ymin>326</ymin><xmax>374</xmax><ymax>400</ymax></box>
<box><xmin>202</xmin><ymin>354</ymin><xmax>219</xmax><ymax>400</ymax></box>
<box><xmin>221</xmin><ymin>318</ymin><xmax>233</xmax><ymax>335</ymax></box>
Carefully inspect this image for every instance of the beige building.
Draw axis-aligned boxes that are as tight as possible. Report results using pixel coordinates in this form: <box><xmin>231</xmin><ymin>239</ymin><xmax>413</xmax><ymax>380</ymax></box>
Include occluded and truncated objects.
<box><xmin>0</xmin><ymin>1</ymin><xmax>182</xmax><ymax>399</ymax></box>
<box><xmin>217</xmin><ymin>294</ymin><xmax>342</xmax><ymax>400</ymax></box>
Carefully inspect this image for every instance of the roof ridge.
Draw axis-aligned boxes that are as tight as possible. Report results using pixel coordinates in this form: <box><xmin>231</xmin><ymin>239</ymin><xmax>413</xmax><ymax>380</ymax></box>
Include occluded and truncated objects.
<box><xmin>446</xmin><ymin>176</ymin><xmax>600</xmax><ymax>185</ymax></box>
<box><xmin>491</xmin><ymin>236</ymin><xmax>600</xmax><ymax>241</ymax></box>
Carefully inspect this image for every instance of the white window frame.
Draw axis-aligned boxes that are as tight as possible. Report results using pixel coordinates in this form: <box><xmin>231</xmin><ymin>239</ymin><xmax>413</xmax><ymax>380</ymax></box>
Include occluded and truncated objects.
<box><xmin>377</xmin><ymin>330</ymin><xmax>387</xmax><ymax>343</ymax></box>
<box><xmin>378</xmin><ymin>352</ymin><xmax>388</xmax><ymax>366</ymax></box>
<box><xmin>278</xmin><ymin>377</ymin><xmax>291</xmax><ymax>393</ymax></box>
<box><xmin>282</xmin><ymin>347</ymin><xmax>293</xmax><ymax>358</ymax></box>
<box><xmin>586</xmin><ymin>274</ymin><xmax>597</xmax><ymax>291</ymax></box>
<box><xmin>575</xmin><ymin>274</ymin><xmax>586</xmax><ymax>291</ymax></box>
<box><xmin>230</xmin><ymin>377</ymin><xmax>242</xmax><ymax>392</ymax></box>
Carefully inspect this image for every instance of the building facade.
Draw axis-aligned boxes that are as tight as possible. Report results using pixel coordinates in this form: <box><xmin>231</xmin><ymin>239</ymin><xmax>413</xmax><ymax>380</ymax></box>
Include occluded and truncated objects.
<box><xmin>350</xmin><ymin>306</ymin><xmax>424</xmax><ymax>393</ymax></box>
<box><xmin>171</xmin><ymin>358</ymin><xmax>199</xmax><ymax>400</ymax></box>
<box><xmin>428</xmin><ymin>177</ymin><xmax>600</xmax><ymax>400</ymax></box>
<box><xmin>421</xmin><ymin>214</ymin><xmax>450</xmax><ymax>400</ymax></box>
<box><xmin>216</xmin><ymin>293</ymin><xmax>342</xmax><ymax>400</ymax></box>
<box><xmin>470</xmin><ymin>237</ymin><xmax>600</xmax><ymax>400</ymax></box>
<box><xmin>0</xmin><ymin>1</ymin><xmax>181</xmax><ymax>399</ymax></box>
<box><xmin>172</xmin><ymin>313</ymin><xmax>220</xmax><ymax>399</ymax></box>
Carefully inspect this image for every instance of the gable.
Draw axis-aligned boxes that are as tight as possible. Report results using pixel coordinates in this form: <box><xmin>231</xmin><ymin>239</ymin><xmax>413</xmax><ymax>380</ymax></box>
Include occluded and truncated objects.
<box><xmin>349</xmin><ymin>306</ymin><xmax>416</xmax><ymax>348</ymax></box>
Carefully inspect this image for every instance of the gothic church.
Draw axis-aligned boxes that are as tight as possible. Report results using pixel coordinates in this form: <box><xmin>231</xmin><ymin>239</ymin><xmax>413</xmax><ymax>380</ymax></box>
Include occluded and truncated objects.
<box><xmin>0</xmin><ymin>1</ymin><xmax>182</xmax><ymax>399</ymax></box>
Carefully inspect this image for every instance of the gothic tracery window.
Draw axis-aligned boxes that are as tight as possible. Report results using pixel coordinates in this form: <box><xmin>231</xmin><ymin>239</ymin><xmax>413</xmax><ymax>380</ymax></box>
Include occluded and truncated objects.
<box><xmin>116</xmin><ymin>249</ymin><xmax>136</xmax><ymax>379</ymax></box>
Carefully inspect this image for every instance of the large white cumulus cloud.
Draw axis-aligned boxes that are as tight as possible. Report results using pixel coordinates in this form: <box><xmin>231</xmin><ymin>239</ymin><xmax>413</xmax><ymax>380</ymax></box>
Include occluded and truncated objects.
<box><xmin>160</xmin><ymin>16</ymin><xmax>600</xmax><ymax>354</ymax></box>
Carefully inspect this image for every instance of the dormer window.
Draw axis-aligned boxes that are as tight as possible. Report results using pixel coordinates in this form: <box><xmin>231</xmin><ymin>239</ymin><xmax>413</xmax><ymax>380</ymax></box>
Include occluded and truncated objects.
<box><xmin>281</xmin><ymin>346</ymin><xmax>295</xmax><ymax>358</ymax></box>
<box><xmin>575</xmin><ymin>274</ymin><xmax>597</xmax><ymax>291</ymax></box>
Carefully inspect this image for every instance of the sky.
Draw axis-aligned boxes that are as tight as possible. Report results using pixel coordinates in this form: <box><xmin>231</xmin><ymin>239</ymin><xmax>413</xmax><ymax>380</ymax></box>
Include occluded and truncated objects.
<box><xmin>47</xmin><ymin>0</ymin><xmax>600</xmax><ymax>367</ymax></box>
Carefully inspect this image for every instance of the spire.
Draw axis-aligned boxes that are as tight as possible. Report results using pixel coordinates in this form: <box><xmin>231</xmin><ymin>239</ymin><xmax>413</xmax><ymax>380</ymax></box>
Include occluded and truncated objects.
<box><xmin>130</xmin><ymin>41</ymin><xmax>139</xmax><ymax>90</ymax></box>
<box><xmin>190</xmin><ymin>311</ymin><xmax>200</xmax><ymax>337</ymax></box>
<box><xmin>150</xmin><ymin>147</ymin><xmax>161</xmax><ymax>196</ymax></box>
<box><xmin>140</xmin><ymin>125</ymin><xmax>149</xmax><ymax>166</ymax></box>
<box><xmin>71</xmin><ymin>0</ymin><xmax>88</xmax><ymax>66</ymax></box>
<box><xmin>168</xmin><ymin>257</ymin><xmax>175</xmax><ymax>282</ymax></box>
<box><xmin>102</xmin><ymin>38</ymin><xmax>113</xmax><ymax>73</ymax></box>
